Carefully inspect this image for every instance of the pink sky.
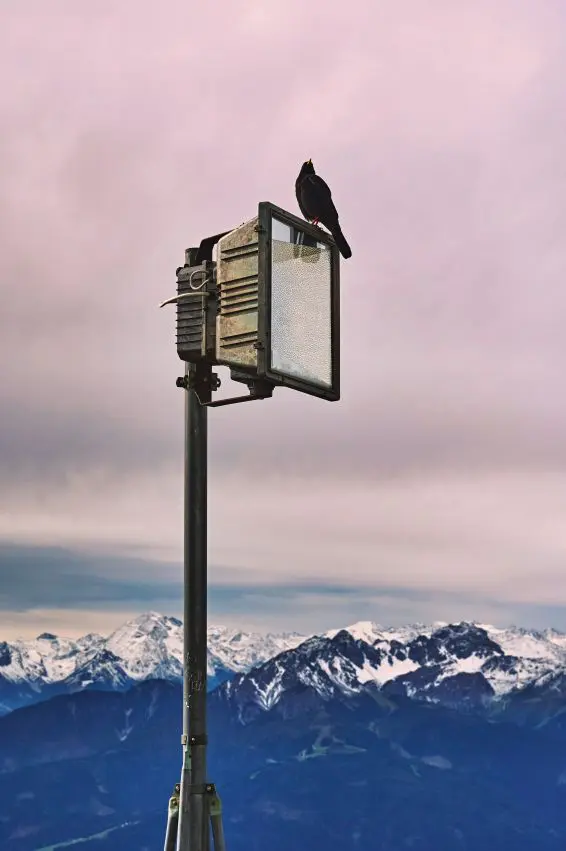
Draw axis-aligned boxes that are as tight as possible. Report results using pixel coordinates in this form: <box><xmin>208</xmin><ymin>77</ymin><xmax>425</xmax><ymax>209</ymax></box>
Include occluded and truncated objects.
<box><xmin>2</xmin><ymin>0</ymin><xmax>566</xmax><ymax>637</ymax></box>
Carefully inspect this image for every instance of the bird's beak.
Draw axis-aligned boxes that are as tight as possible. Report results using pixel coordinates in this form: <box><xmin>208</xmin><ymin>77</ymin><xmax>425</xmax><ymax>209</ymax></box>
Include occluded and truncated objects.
<box><xmin>307</xmin><ymin>159</ymin><xmax>312</xmax><ymax>164</ymax></box>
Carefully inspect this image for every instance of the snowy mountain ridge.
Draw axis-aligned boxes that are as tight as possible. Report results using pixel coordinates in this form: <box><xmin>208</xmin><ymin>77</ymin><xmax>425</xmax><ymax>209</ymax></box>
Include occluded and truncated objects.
<box><xmin>2</xmin><ymin>612</ymin><xmax>566</xmax><ymax>715</ymax></box>
<box><xmin>0</xmin><ymin>612</ymin><xmax>306</xmax><ymax>713</ymax></box>
<box><xmin>219</xmin><ymin>619</ymin><xmax>566</xmax><ymax>720</ymax></box>
<box><xmin>326</xmin><ymin>619</ymin><xmax>566</xmax><ymax>662</ymax></box>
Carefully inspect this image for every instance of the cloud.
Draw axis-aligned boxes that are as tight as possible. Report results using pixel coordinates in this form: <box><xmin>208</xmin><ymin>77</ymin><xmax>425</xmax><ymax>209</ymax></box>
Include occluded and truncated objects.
<box><xmin>2</xmin><ymin>541</ymin><xmax>566</xmax><ymax>640</ymax></box>
<box><xmin>0</xmin><ymin>543</ymin><xmax>180</xmax><ymax>612</ymax></box>
<box><xmin>2</xmin><ymin>0</ymin><xmax>566</xmax><ymax>633</ymax></box>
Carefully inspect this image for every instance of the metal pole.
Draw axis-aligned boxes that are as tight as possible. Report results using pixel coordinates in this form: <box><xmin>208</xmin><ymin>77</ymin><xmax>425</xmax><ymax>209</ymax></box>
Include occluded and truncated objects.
<box><xmin>177</xmin><ymin>360</ymin><xmax>209</xmax><ymax>851</ymax></box>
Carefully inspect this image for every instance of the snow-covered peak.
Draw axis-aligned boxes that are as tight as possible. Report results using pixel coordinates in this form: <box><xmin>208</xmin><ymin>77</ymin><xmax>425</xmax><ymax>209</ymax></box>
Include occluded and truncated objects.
<box><xmin>345</xmin><ymin>621</ymin><xmax>383</xmax><ymax>644</ymax></box>
<box><xmin>217</xmin><ymin>619</ymin><xmax>566</xmax><ymax>719</ymax></box>
<box><xmin>327</xmin><ymin>621</ymin><xmax>384</xmax><ymax>644</ymax></box>
<box><xmin>457</xmin><ymin>623</ymin><xmax>566</xmax><ymax>665</ymax></box>
<box><xmin>105</xmin><ymin>612</ymin><xmax>183</xmax><ymax>680</ymax></box>
<box><xmin>103</xmin><ymin>615</ymin><xmax>307</xmax><ymax>681</ymax></box>
<box><xmin>106</xmin><ymin>611</ymin><xmax>180</xmax><ymax>647</ymax></box>
<box><xmin>380</xmin><ymin>623</ymin><xmax>436</xmax><ymax>644</ymax></box>
<box><xmin>542</xmin><ymin>628</ymin><xmax>566</xmax><ymax>650</ymax></box>
<box><xmin>5</xmin><ymin>631</ymin><xmax>81</xmax><ymax>685</ymax></box>
<box><xmin>76</xmin><ymin>633</ymin><xmax>105</xmax><ymax>651</ymax></box>
<box><xmin>484</xmin><ymin>626</ymin><xmax>565</xmax><ymax>662</ymax></box>
<box><xmin>327</xmin><ymin>621</ymin><xmax>435</xmax><ymax>647</ymax></box>
<box><xmin>207</xmin><ymin>626</ymin><xmax>307</xmax><ymax>674</ymax></box>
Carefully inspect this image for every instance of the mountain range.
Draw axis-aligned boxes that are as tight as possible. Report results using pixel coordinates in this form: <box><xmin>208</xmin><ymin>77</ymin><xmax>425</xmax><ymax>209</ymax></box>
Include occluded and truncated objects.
<box><xmin>3</xmin><ymin>614</ymin><xmax>566</xmax><ymax>849</ymax></box>
<box><xmin>1</xmin><ymin>669</ymin><xmax>566</xmax><ymax>850</ymax></box>
<box><xmin>0</xmin><ymin>612</ymin><xmax>305</xmax><ymax>714</ymax></box>
<box><xmin>3</xmin><ymin>612</ymin><xmax>566</xmax><ymax>717</ymax></box>
<box><xmin>219</xmin><ymin>619</ymin><xmax>566</xmax><ymax>723</ymax></box>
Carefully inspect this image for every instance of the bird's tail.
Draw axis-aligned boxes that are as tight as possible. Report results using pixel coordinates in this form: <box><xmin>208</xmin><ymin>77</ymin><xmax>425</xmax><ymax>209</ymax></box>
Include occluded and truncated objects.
<box><xmin>331</xmin><ymin>224</ymin><xmax>352</xmax><ymax>259</ymax></box>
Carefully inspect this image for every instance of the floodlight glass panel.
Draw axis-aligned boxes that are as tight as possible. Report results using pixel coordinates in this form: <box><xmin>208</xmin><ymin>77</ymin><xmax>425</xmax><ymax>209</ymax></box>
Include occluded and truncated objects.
<box><xmin>270</xmin><ymin>216</ymin><xmax>333</xmax><ymax>389</ymax></box>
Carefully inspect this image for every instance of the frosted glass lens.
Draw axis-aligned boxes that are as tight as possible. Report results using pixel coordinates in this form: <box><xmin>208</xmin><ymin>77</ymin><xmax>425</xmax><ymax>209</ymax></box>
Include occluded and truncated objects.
<box><xmin>270</xmin><ymin>217</ymin><xmax>332</xmax><ymax>388</ymax></box>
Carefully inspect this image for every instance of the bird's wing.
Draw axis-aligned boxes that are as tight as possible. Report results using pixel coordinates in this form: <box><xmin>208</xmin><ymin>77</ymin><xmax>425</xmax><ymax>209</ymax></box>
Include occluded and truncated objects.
<box><xmin>309</xmin><ymin>174</ymin><xmax>332</xmax><ymax>198</ymax></box>
<box><xmin>295</xmin><ymin>181</ymin><xmax>311</xmax><ymax>220</ymax></box>
<box><xmin>307</xmin><ymin>175</ymin><xmax>339</xmax><ymax>223</ymax></box>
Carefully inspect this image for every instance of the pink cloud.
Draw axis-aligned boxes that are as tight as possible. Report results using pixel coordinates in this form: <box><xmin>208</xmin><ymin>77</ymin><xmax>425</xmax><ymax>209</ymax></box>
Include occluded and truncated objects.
<box><xmin>2</xmin><ymin>0</ymin><xmax>566</xmax><ymax>628</ymax></box>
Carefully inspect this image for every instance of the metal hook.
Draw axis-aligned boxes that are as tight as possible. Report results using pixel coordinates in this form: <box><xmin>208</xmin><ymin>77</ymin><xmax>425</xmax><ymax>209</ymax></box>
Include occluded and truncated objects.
<box><xmin>159</xmin><ymin>291</ymin><xmax>208</xmax><ymax>308</ymax></box>
<box><xmin>189</xmin><ymin>269</ymin><xmax>209</xmax><ymax>291</ymax></box>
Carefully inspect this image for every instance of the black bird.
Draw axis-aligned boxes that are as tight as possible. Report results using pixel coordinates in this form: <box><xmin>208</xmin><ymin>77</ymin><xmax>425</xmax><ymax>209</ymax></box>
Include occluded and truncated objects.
<box><xmin>295</xmin><ymin>159</ymin><xmax>352</xmax><ymax>259</ymax></box>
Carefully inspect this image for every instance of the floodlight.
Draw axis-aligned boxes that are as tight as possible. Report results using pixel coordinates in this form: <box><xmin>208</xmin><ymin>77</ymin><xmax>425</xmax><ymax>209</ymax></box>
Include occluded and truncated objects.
<box><xmin>216</xmin><ymin>202</ymin><xmax>340</xmax><ymax>401</ymax></box>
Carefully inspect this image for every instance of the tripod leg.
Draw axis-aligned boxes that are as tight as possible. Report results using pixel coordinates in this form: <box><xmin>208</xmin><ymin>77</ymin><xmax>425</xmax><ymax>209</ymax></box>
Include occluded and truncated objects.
<box><xmin>163</xmin><ymin>784</ymin><xmax>180</xmax><ymax>851</ymax></box>
<box><xmin>207</xmin><ymin>784</ymin><xmax>227</xmax><ymax>851</ymax></box>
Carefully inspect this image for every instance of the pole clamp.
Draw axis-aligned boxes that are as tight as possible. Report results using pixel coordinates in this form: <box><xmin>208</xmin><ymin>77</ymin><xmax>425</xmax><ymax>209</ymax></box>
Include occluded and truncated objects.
<box><xmin>175</xmin><ymin>363</ymin><xmax>220</xmax><ymax>401</ymax></box>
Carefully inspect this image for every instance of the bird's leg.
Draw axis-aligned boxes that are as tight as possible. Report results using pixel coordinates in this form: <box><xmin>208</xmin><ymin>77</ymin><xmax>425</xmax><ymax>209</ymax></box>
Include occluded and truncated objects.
<box><xmin>311</xmin><ymin>217</ymin><xmax>320</xmax><ymax>226</ymax></box>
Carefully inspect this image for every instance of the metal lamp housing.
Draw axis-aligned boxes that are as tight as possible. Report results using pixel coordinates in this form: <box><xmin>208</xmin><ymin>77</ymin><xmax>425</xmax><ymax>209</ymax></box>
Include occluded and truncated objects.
<box><xmin>216</xmin><ymin>202</ymin><xmax>340</xmax><ymax>401</ymax></box>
